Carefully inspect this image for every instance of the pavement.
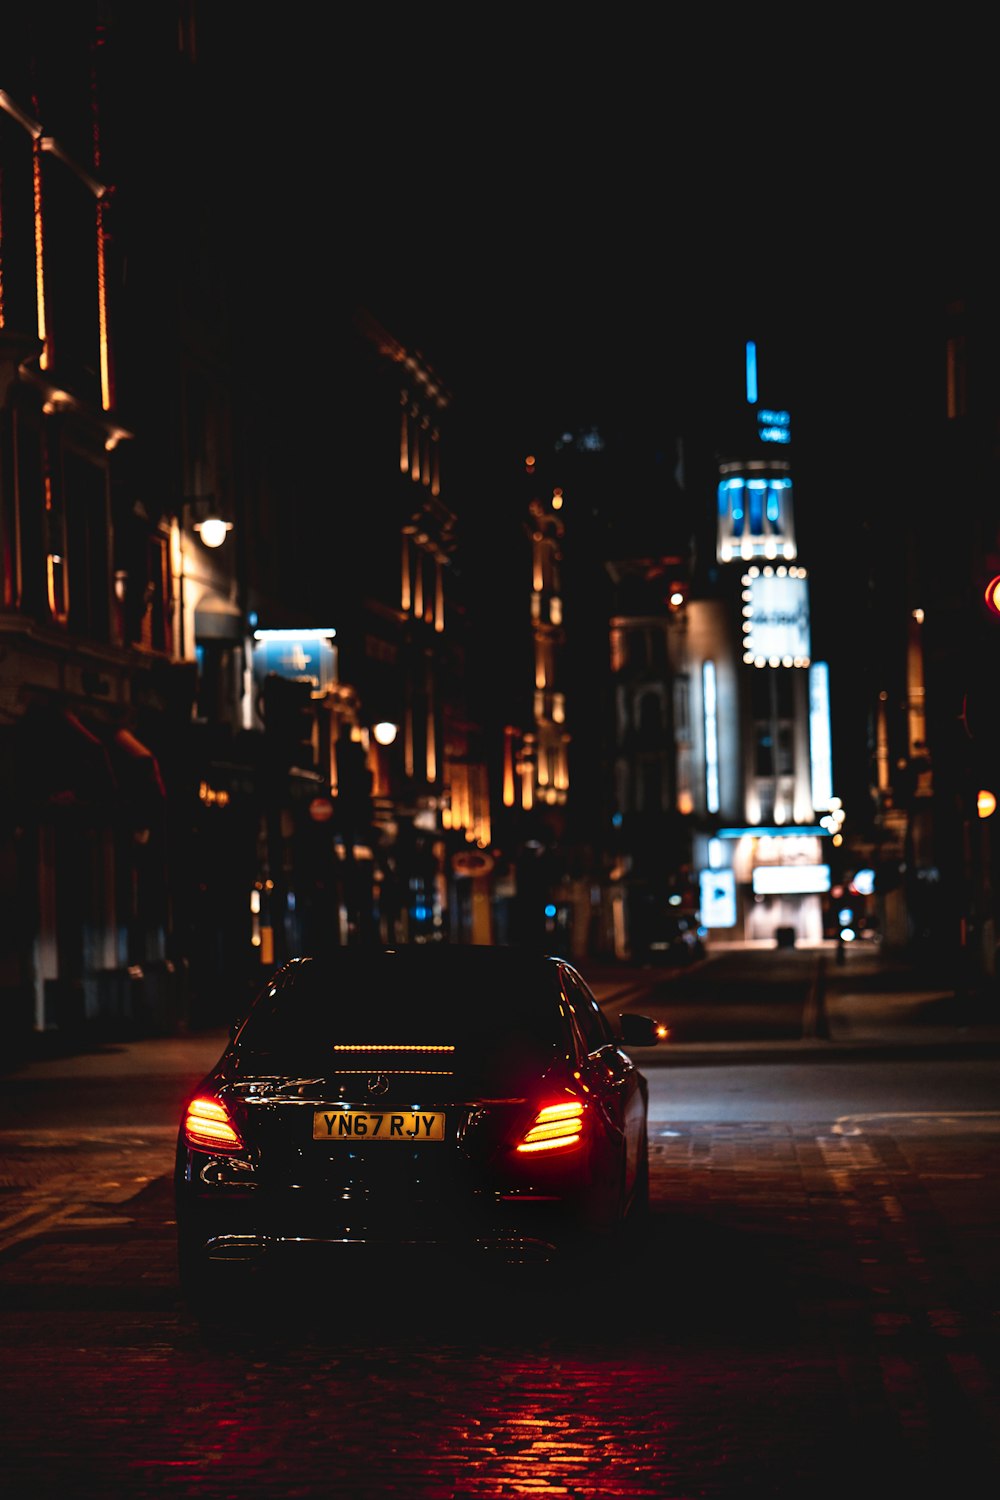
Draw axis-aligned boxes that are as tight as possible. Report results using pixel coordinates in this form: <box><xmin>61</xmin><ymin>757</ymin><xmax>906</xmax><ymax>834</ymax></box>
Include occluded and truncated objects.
<box><xmin>586</xmin><ymin>939</ymin><xmax>1000</xmax><ymax>1059</ymax></box>
<box><xmin>5</xmin><ymin>939</ymin><xmax>1000</xmax><ymax>1083</ymax></box>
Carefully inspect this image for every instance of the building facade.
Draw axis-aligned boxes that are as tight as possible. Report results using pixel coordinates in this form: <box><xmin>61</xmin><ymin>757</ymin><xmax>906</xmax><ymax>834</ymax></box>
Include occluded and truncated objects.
<box><xmin>8</xmin><ymin>21</ymin><xmax>993</xmax><ymax>1046</ymax></box>
<box><xmin>602</xmin><ymin>336</ymin><xmax>841</xmax><ymax>956</ymax></box>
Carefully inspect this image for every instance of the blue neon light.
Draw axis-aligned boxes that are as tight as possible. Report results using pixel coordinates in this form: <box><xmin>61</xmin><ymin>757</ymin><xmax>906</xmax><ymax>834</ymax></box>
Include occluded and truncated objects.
<box><xmin>746</xmin><ymin>342</ymin><xmax>758</xmax><ymax>404</ymax></box>
<box><xmin>716</xmin><ymin>826</ymin><xmax>829</xmax><ymax>837</ymax></box>
<box><xmin>758</xmin><ymin>408</ymin><xmax>791</xmax><ymax>444</ymax></box>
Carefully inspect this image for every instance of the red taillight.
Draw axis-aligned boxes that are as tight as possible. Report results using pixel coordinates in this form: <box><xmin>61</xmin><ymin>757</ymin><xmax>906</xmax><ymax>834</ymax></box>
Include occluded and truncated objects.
<box><xmin>183</xmin><ymin>1096</ymin><xmax>243</xmax><ymax>1152</ymax></box>
<box><xmin>516</xmin><ymin>1099</ymin><xmax>585</xmax><ymax>1154</ymax></box>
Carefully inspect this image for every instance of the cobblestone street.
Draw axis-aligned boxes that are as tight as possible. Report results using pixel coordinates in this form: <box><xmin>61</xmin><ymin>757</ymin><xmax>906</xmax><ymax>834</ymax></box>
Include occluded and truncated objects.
<box><xmin>2</xmin><ymin>1113</ymin><xmax>998</xmax><ymax>1498</ymax></box>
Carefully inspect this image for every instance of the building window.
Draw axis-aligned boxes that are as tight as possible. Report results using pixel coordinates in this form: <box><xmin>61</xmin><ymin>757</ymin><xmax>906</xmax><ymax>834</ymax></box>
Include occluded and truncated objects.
<box><xmin>628</xmin><ymin>630</ymin><xmax>648</xmax><ymax>671</ymax></box>
<box><xmin>754</xmin><ymin>726</ymin><xmax>774</xmax><ymax>778</ymax></box>
<box><xmin>63</xmin><ymin>447</ymin><xmax>110</xmax><ymax>641</ymax></box>
<box><xmin>142</xmin><ymin>533</ymin><xmax>172</xmax><ymax>653</ymax></box>
<box><xmin>751</xmin><ymin>668</ymin><xmax>795</xmax><ymax>779</ymax></box>
<box><xmin>674</xmin><ymin>675</ymin><xmax>691</xmax><ymax>742</ymax></box>
<box><xmin>641</xmin><ymin>759</ymin><xmax>662</xmax><ymax>813</ymax></box>
<box><xmin>638</xmin><ymin>691</ymin><xmax>663</xmax><ymax>745</ymax></box>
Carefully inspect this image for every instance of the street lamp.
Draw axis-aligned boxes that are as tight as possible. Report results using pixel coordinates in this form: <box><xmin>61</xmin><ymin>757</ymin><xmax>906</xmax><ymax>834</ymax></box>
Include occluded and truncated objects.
<box><xmin>372</xmin><ymin>720</ymin><xmax>399</xmax><ymax>747</ymax></box>
<box><xmin>194</xmin><ymin>515</ymin><xmax>232</xmax><ymax>548</ymax></box>
<box><xmin>184</xmin><ymin>495</ymin><xmax>233</xmax><ymax>548</ymax></box>
<box><xmin>175</xmin><ymin>497</ymin><xmax>238</xmax><ymax>659</ymax></box>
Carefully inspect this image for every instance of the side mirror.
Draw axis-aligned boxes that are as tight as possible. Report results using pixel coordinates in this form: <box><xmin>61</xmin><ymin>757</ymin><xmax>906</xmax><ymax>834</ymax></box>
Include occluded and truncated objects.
<box><xmin>618</xmin><ymin>1012</ymin><xmax>663</xmax><ymax>1047</ymax></box>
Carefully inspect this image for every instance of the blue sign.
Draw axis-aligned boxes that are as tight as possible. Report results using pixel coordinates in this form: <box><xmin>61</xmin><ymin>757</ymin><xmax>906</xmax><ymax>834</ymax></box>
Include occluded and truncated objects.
<box><xmin>252</xmin><ymin>629</ymin><xmax>336</xmax><ymax>692</ymax></box>
<box><xmin>758</xmin><ymin>409</ymin><xmax>791</xmax><ymax>444</ymax></box>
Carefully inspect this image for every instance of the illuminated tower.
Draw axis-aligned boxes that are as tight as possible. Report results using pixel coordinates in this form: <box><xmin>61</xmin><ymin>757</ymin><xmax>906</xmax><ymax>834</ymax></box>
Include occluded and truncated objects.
<box><xmin>695</xmin><ymin>338</ymin><xmax>840</xmax><ymax>944</ymax></box>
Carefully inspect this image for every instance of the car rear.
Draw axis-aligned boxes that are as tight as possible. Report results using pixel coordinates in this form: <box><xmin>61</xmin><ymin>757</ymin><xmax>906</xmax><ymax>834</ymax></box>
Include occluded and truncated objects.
<box><xmin>175</xmin><ymin>950</ymin><xmax>615</xmax><ymax>1298</ymax></box>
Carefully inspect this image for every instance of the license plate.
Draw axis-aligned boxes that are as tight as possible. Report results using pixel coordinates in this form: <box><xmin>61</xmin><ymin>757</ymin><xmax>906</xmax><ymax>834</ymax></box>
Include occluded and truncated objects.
<box><xmin>313</xmin><ymin>1110</ymin><xmax>446</xmax><ymax>1142</ymax></box>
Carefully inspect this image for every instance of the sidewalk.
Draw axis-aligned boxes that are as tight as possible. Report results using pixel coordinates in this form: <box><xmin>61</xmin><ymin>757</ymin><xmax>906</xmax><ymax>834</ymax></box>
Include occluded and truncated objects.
<box><xmin>585</xmin><ymin>941</ymin><xmax>1000</xmax><ymax>1057</ymax></box>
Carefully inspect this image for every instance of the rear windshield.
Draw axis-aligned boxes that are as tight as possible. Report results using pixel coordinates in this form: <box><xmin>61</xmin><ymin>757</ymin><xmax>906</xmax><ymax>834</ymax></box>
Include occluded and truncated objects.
<box><xmin>235</xmin><ymin>949</ymin><xmax>567</xmax><ymax>1068</ymax></box>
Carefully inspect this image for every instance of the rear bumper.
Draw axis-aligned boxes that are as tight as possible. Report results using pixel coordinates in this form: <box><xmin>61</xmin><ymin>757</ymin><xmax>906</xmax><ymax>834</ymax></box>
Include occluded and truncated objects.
<box><xmin>175</xmin><ymin>1177</ymin><xmax>593</xmax><ymax>1269</ymax></box>
<box><xmin>193</xmin><ymin>1225</ymin><xmax>564</xmax><ymax>1269</ymax></box>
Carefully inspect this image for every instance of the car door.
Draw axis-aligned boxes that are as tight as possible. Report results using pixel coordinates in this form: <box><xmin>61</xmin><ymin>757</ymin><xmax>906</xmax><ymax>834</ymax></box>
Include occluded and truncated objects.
<box><xmin>558</xmin><ymin>965</ymin><xmax>645</xmax><ymax>1193</ymax></box>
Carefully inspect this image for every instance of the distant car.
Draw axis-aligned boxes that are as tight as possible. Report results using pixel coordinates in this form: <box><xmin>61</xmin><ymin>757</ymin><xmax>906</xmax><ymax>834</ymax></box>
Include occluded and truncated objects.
<box><xmin>647</xmin><ymin>914</ymin><xmax>706</xmax><ymax>966</ymax></box>
<box><xmin>174</xmin><ymin>944</ymin><xmax>661</xmax><ymax>1319</ymax></box>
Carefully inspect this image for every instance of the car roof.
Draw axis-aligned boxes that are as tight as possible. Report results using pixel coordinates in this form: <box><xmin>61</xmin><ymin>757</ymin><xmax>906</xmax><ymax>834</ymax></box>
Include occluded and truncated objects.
<box><xmin>278</xmin><ymin>944</ymin><xmax>575</xmax><ymax>981</ymax></box>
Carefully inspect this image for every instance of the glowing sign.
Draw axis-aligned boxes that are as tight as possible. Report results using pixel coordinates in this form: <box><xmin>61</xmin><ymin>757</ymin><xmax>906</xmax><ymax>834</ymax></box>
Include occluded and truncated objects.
<box><xmin>742</xmin><ymin>568</ymin><xmax>811</xmax><ymax>666</ymax></box>
<box><xmin>703</xmin><ymin>660</ymin><xmax>719</xmax><ymax>814</ymax></box>
<box><xmin>752</xmin><ymin>864</ymin><xmax>831</xmax><ymax>895</ymax></box>
<box><xmin>252</xmin><ymin>628</ymin><xmax>337</xmax><ymax>692</ymax></box>
<box><xmin>758</xmin><ymin>409</ymin><xmax>791</xmax><ymax>444</ymax></box>
<box><xmin>700</xmin><ymin>868</ymin><xmax>737</xmax><ymax>928</ymax></box>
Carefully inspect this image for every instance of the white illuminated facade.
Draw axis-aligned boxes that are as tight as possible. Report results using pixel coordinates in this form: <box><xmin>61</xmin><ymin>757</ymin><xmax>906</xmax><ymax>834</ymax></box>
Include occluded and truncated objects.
<box><xmin>809</xmin><ymin>662</ymin><xmax>834</xmax><ymax>811</ymax></box>
<box><xmin>717</xmin><ymin>464</ymin><xmax>796</xmax><ymax>564</ymax></box>
<box><xmin>602</xmin><ymin>333</ymin><xmax>841</xmax><ymax>957</ymax></box>
<box><xmin>693</xmin><ymin>338</ymin><xmax>841</xmax><ymax>945</ymax></box>
<box><xmin>702</xmin><ymin>660</ymin><xmax>720</xmax><ymax>814</ymax></box>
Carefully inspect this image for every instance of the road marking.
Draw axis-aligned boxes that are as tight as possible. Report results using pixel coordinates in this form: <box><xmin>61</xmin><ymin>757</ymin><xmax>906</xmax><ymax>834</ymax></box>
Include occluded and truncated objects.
<box><xmin>0</xmin><ymin>1200</ymin><xmax>85</xmax><ymax>1255</ymax></box>
<box><xmin>832</xmin><ymin>1111</ymin><xmax>1000</xmax><ymax>1136</ymax></box>
<box><xmin>0</xmin><ymin>1126</ymin><xmax>178</xmax><ymax>1144</ymax></box>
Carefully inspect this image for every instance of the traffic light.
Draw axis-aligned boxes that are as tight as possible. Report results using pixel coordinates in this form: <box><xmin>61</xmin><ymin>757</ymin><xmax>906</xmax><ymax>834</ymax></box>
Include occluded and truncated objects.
<box><xmin>260</xmin><ymin>674</ymin><xmax>315</xmax><ymax>770</ymax></box>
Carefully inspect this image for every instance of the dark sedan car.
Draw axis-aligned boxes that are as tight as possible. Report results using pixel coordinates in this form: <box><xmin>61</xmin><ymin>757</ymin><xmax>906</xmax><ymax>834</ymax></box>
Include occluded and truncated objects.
<box><xmin>175</xmin><ymin>944</ymin><xmax>661</xmax><ymax>1317</ymax></box>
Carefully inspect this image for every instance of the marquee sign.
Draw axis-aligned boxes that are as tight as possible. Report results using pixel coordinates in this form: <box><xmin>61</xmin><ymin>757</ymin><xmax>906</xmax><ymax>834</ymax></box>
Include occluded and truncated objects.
<box><xmin>741</xmin><ymin>567</ymin><xmax>811</xmax><ymax>667</ymax></box>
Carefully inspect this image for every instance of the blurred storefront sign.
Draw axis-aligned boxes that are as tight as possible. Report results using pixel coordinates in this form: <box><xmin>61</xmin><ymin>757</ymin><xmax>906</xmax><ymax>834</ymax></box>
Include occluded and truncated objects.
<box><xmin>700</xmin><ymin>868</ymin><xmax>737</xmax><ymax>928</ymax></box>
<box><xmin>452</xmin><ymin>850</ymin><xmax>494</xmax><ymax>877</ymax></box>
<box><xmin>252</xmin><ymin>628</ymin><xmax>337</xmax><ymax>692</ymax></box>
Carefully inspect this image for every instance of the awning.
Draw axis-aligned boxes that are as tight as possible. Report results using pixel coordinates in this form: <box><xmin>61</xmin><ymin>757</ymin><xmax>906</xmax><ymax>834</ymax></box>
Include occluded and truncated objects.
<box><xmin>194</xmin><ymin>591</ymin><xmax>243</xmax><ymax>642</ymax></box>
<box><xmin>111</xmin><ymin>727</ymin><xmax>166</xmax><ymax>798</ymax></box>
<box><xmin>102</xmin><ymin>724</ymin><xmax>166</xmax><ymax>830</ymax></box>
<box><xmin>14</xmin><ymin>705</ymin><xmax>167</xmax><ymax>829</ymax></box>
<box><xmin>16</xmin><ymin>703</ymin><xmax>119</xmax><ymax>811</ymax></box>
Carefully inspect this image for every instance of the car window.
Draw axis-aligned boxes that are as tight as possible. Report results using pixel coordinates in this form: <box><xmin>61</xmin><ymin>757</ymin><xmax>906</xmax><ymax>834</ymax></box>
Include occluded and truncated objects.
<box><xmin>560</xmin><ymin>967</ymin><xmax>615</xmax><ymax>1053</ymax></box>
<box><xmin>235</xmin><ymin>950</ymin><xmax>567</xmax><ymax>1068</ymax></box>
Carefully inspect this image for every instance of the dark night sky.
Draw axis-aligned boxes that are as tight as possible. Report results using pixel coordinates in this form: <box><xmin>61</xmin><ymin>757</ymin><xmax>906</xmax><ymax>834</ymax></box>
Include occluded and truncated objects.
<box><xmin>172</xmin><ymin>12</ymin><xmax>992</xmax><ymax>818</ymax></box>
<box><xmin>209</xmin><ymin>18</ymin><xmax>986</xmax><ymax>604</ymax></box>
<box><xmin>204</xmin><ymin>8</ymin><xmax>985</xmax><ymax>423</ymax></box>
<box><xmin>188</xmin><ymin>0</ymin><xmax>993</xmax><ymax>462</ymax></box>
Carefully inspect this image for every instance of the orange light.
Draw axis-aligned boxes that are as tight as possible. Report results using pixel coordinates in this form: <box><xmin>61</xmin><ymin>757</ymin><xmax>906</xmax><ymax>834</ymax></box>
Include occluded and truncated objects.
<box><xmin>332</xmin><ymin>1043</ymin><xmax>455</xmax><ymax>1053</ymax></box>
<box><xmin>656</xmin><ymin>1024</ymin><xmax>671</xmax><ymax>1040</ymax></box>
<box><xmin>985</xmin><ymin>576</ymin><xmax>1000</xmax><ymax>616</ymax></box>
<box><xmin>516</xmin><ymin>1099</ymin><xmax>584</xmax><ymax>1153</ymax></box>
<box><xmin>978</xmin><ymin>789</ymin><xmax>997</xmax><ymax>819</ymax></box>
<box><xmin>184</xmin><ymin>1096</ymin><xmax>242</xmax><ymax>1151</ymax></box>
